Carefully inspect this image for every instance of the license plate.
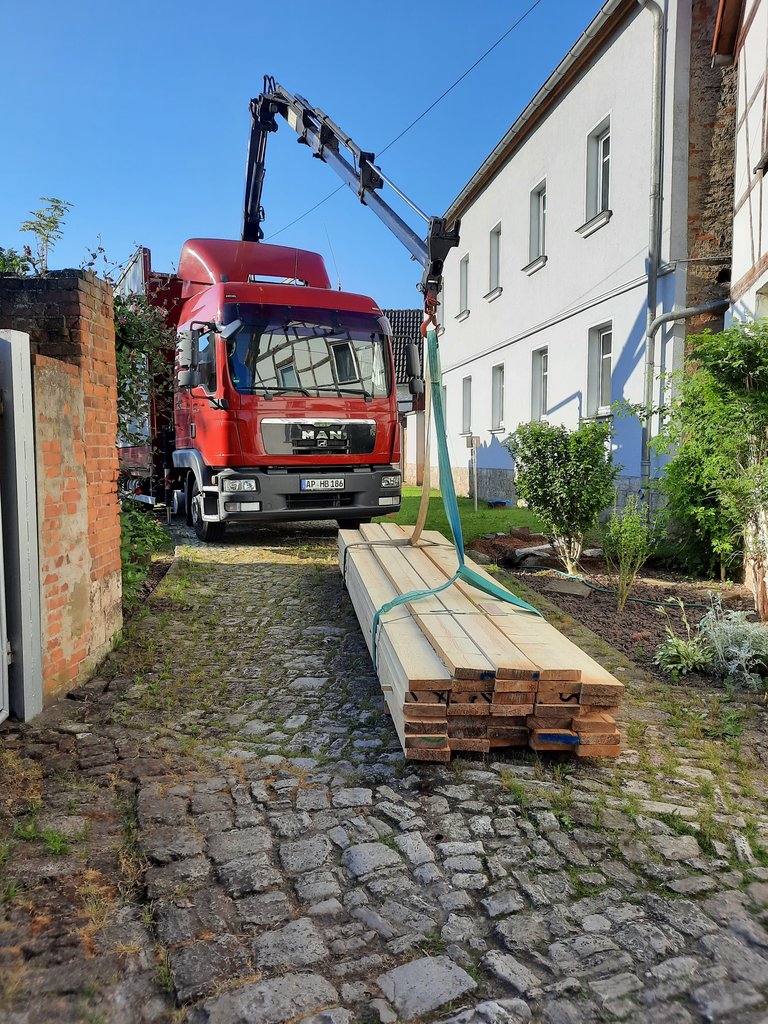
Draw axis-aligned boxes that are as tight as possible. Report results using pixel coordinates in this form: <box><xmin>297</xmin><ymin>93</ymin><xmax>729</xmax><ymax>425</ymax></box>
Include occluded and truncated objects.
<box><xmin>300</xmin><ymin>478</ymin><xmax>345</xmax><ymax>491</ymax></box>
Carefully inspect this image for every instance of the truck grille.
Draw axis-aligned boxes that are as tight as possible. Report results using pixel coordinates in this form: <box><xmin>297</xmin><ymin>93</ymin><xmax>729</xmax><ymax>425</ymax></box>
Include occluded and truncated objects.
<box><xmin>285</xmin><ymin>493</ymin><xmax>354</xmax><ymax>510</ymax></box>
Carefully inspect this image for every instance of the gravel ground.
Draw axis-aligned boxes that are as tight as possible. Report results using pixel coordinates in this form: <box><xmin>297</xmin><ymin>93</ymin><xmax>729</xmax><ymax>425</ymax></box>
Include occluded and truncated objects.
<box><xmin>1</xmin><ymin>521</ymin><xmax>768</xmax><ymax>1024</ymax></box>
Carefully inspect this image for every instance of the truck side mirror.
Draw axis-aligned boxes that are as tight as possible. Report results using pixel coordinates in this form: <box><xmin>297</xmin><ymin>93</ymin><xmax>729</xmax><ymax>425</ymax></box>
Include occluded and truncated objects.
<box><xmin>408</xmin><ymin>377</ymin><xmax>424</xmax><ymax>396</ymax></box>
<box><xmin>177</xmin><ymin>369</ymin><xmax>195</xmax><ymax>388</ymax></box>
<box><xmin>219</xmin><ymin>319</ymin><xmax>243</xmax><ymax>341</ymax></box>
<box><xmin>405</xmin><ymin>342</ymin><xmax>421</xmax><ymax>378</ymax></box>
<box><xmin>177</xmin><ymin>330</ymin><xmax>196</xmax><ymax>368</ymax></box>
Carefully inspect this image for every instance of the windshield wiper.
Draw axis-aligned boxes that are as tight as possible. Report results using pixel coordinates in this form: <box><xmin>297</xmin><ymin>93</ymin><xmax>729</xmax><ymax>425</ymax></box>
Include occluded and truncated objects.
<box><xmin>272</xmin><ymin>386</ymin><xmax>311</xmax><ymax>396</ymax></box>
<box><xmin>312</xmin><ymin>384</ymin><xmax>374</xmax><ymax>402</ymax></box>
<box><xmin>238</xmin><ymin>385</ymin><xmax>273</xmax><ymax>399</ymax></box>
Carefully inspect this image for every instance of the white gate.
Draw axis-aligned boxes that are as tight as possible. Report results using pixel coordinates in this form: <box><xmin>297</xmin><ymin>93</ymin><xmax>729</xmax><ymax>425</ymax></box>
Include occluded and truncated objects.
<box><xmin>0</xmin><ymin>330</ymin><xmax>42</xmax><ymax>721</ymax></box>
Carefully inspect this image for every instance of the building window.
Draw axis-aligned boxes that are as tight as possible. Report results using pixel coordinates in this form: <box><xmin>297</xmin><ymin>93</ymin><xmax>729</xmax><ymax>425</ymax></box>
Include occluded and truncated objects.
<box><xmin>462</xmin><ymin>375</ymin><xmax>472</xmax><ymax>433</ymax></box>
<box><xmin>459</xmin><ymin>254</ymin><xmax>470</xmax><ymax>315</ymax></box>
<box><xmin>587</xmin><ymin>324</ymin><xmax>612</xmax><ymax>415</ymax></box>
<box><xmin>491</xmin><ymin>364</ymin><xmax>504</xmax><ymax>430</ymax></box>
<box><xmin>529</xmin><ymin>182</ymin><xmax>547</xmax><ymax>262</ymax></box>
<box><xmin>531</xmin><ymin>347</ymin><xmax>548</xmax><ymax>421</ymax></box>
<box><xmin>277</xmin><ymin>362</ymin><xmax>299</xmax><ymax>388</ymax></box>
<box><xmin>586</xmin><ymin>117</ymin><xmax>611</xmax><ymax>222</ymax></box>
<box><xmin>489</xmin><ymin>223</ymin><xmax>502</xmax><ymax>292</ymax></box>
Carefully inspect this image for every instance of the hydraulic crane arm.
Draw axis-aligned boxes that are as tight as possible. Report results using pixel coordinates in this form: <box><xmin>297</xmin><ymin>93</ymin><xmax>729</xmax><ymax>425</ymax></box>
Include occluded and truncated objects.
<box><xmin>243</xmin><ymin>76</ymin><xmax>460</xmax><ymax>312</ymax></box>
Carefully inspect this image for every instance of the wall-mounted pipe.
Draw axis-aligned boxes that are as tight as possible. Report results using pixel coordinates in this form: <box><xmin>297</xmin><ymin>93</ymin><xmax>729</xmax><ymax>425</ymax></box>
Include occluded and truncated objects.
<box><xmin>646</xmin><ymin>297</ymin><xmax>729</xmax><ymax>340</ymax></box>
<box><xmin>637</xmin><ymin>0</ymin><xmax>666</xmax><ymax>499</ymax></box>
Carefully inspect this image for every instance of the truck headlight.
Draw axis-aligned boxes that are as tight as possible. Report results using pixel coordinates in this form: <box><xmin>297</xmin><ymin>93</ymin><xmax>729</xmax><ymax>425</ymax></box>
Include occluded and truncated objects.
<box><xmin>381</xmin><ymin>474</ymin><xmax>401</xmax><ymax>488</ymax></box>
<box><xmin>222</xmin><ymin>478</ymin><xmax>257</xmax><ymax>492</ymax></box>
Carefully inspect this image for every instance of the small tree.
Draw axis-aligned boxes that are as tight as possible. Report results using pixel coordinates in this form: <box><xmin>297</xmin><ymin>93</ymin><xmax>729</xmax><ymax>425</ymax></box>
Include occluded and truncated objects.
<box><xmin>20</xmin><ymin>197</ymin><xmax>72</xmax><ymax>275</ymax></box>
<box><xmin>504</xmin><ymin>420</ymin><xmax>618</xmax><ymax>575</ymax></box>
<box><xmin>603</xmin><ymin>494</ymin><xmax>654</xmax><ymax>612</ymax></box>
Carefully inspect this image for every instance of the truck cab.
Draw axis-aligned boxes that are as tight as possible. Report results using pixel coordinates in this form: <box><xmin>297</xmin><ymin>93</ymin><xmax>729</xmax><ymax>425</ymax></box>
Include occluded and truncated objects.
<box><xmin>172</xmin><ymin>238</ymin><xmax>402</xmax><ymax>541</ymax></box>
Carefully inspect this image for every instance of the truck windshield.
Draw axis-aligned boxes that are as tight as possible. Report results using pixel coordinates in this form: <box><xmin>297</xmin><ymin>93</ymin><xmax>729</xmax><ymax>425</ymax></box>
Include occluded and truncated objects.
<box><xmin>224</xmin><ymin>305</ymin><xmax>391</xmax><ymax>399</ymax></box>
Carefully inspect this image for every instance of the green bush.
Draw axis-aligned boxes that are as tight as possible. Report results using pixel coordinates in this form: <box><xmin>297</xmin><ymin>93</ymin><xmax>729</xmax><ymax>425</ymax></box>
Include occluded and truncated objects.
<box><xmin>504</xmin><ymin>420</ymin><xmax>618</xmax><ymax>575</ymax></box>
<box><xmin>603</xmin><ymin>495</ymin><xmax>655</xmax><ymax>611</ymax></box>
<box><xmin>120</xmin><ymin>503</ymin><xmax>172</xmax><ymax>610</ymax></box>
<box><xmin>653</xmin><ymin>600</ymin><xmax>712</xmax><ymax>680</ymax></box>
<box><xmin>653</xmin><ymin>320</ymin><xmax>768</xmax><ymax>584</ymax></box>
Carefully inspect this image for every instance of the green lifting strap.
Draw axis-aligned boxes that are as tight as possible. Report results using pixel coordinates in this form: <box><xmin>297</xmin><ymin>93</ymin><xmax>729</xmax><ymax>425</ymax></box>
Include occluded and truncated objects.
<box><xmin>370</xmin><ymin>327</ymin><xmax>540</xmax><ymax>668</ymax></box>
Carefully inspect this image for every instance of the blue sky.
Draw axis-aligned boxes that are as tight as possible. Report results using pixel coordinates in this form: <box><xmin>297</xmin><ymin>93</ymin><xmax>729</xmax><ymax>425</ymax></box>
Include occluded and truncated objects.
<box><xmin>1</xmin><ymin>1</ymin><xmax>603</xmax><ymax>308</ymax></box>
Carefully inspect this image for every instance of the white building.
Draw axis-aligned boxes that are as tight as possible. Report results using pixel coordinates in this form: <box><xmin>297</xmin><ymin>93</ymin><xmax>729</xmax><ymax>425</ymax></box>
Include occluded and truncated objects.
<box><xmin>406</xmin><ymin>0</ymin><xmax>734</xmax><ymax>502</ymax></box>
<box><xmin>713</xmin><ymin>0</ymin><xmax>768</xmax><ymax>321</ymax></box>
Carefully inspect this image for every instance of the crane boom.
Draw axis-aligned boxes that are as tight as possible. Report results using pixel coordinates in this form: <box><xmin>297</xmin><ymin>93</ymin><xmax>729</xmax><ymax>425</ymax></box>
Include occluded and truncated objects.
<box><xmin>243</xmin><ymin>77</ymin><xmax>460</xmax><ymax>311</ymax></box>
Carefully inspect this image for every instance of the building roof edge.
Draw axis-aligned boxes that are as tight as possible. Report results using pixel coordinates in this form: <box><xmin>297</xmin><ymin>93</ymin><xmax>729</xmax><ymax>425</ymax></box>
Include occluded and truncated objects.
<box><xmin>444</xmin><ymin>0</ymin><xmax>637</xmax><ymax>225</ymax></box>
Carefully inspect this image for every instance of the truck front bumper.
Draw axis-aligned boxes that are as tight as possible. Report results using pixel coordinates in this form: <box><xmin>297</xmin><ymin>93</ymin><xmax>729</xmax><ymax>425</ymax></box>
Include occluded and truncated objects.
<box><xmin>201</xmin><ymin>466</ymin><xmax>401</xmax><ymax>523</ymax></box>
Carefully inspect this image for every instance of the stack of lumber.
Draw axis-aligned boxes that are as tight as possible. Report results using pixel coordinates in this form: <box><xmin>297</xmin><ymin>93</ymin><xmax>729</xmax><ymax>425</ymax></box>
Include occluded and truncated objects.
<box><xmin>339</xmin><ymin>522</ymin><xmax>623</xmax><ymax>762</ymax></box>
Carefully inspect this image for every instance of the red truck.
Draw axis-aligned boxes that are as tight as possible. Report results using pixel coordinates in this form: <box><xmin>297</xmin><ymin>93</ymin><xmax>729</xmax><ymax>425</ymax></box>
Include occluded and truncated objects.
<box><xmin>117</xmin><ymin>79</ymin><xmax>459</xmax><ymax>540</ymax></box>
<box><xmin>120</xmin><ymin>238</ymin><xmax>403</xmax><ymax>541</ymax></box>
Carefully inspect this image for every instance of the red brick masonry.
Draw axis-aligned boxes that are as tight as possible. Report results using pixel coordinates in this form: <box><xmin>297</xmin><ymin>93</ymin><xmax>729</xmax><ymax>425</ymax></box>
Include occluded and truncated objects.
<box><xmin>0</xmin><ymin>272</ymin><xmax>122</xmax><ymax>704</ymax></box>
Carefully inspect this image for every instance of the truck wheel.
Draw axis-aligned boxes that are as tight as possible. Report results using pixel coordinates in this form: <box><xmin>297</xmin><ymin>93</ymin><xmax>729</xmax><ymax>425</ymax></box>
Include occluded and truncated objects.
<box><xmin>191</xmin><ymin>479</ymin><xmax>226</xmax><ymax>542</ymax></box>
<box><xmin>337</xmin><ymin>518</ymin><xmax>371</xmax><ymax>530</ymax></box>
<box><xmin>185</xmin><ymin>475</ymin><xmax>194</xmax><ymax>526</ymax></box>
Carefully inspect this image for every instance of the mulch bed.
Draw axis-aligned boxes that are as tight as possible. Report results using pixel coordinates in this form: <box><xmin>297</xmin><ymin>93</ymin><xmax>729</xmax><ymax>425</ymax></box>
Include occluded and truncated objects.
<box><xmin>471</xmin><ymin>530</ymin><xmax>754</xmax><ymax>676</ymax></box>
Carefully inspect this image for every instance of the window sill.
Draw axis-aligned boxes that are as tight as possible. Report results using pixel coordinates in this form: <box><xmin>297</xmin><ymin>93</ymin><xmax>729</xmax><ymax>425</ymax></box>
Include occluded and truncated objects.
<box><xmin>489</xmin><ymin>427</ymin><xmax>506</xmax><ymax>434</ymax></box>
<box><xmin>522</xmin><ymin>255</ymin><xmax>547</xmax><ymax>276</ymax></box>
<box><xmin>455</xmin><ymin>309</ymin><xmax>470</xmax><ymax>322</ymax></box>
<box><xmin>483</xmin><ymin>286</ymin><xmax>503</xmax><ymax>302</ymax></box>
<box><xmin>577</xmin><ymin>209</ymin><xmax>612</xmax><ymax>238</ymax></box>
<box><xmin>582</xmin><ymin>410</ymin><xmax>613</xmax><ymax>422</ymax></box>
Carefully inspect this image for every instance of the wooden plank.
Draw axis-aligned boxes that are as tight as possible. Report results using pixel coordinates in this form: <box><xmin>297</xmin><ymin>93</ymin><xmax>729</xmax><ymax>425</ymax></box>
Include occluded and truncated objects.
<box><xmin>404</xmin><ymin>529</ymin><xmax>587</xmax><ymax>682</ymax></box>
<box><xmin>405</xmin><ymin>735</ymin><xmax>450</xmax><ymax>749</ymax></box>
<box><xmin>531</xmin><ymin>704</ymin><xmax>576</xmax><ymax>723</ymax></box>
<box><xmin>493</xmin><ymin>692</ymin><xmax>539</xmax><ymax>706</ymax></box>
<box><xmin>489</xmin><ymin>736</ymin><xmax>529</xmax><ymax>747</ymax></box>
<box><xmin>376</xmin><ymin>522</ymin><xmax>545</xmax><ymax>680</ymax></box>
<box><xmin>406</xmin><ymin>747</ymin><xmax>451</xmax><ymax>762</ymax></box>
<box><xmin>341</xmin><ymin>535</ymin><xmax>452</xmax><ymax>689</ymax></box>
<box><xmin>360</xmin><ymin>523</ymin><xmax>496</xmax><ymax>680</ymax></box>
<box><xmin>494</xmin><ymin>679</ymin><xmax>539</xmax><ymax>693</ymax></box>
<box><xmin>449</xmin><ymin>737</ymin><xmax>491</xmax><ymax>753</ymax></box>
<box><xmin>487</xmin><ymin>726</ymin><xmax>529</xmax><ymax>741</ymax></box>
<box><xmin>493</xmin><ymin>700</ymin><xmax>536</xmax><ymax>716</ymax></box>
<box><xmin>576</xmin><ymin>743</ymin><xmax>621</xmax><ymax>758</ymax></box>
<box><xmin>447</xmin><ymin>703</ymin><xmax>491</xmax><ymax>717</ymax></box>
<box><xmin>579</xmin><ymin>730</ymin><xmax>621</xmax><ymax>745</ymax></box>
<box><xmin>404</xmin><ymin>720</ymin><xmax>446</xmax><ymax>735</ymax></box>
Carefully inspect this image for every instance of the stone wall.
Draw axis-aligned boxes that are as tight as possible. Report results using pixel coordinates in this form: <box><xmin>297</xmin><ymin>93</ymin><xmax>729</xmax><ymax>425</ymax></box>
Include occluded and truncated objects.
<box><xmin>685</xmin><ymin>0</ymin><xmax>737</xmax><ymax>331</ymax></box>
<box><xmin>0</xmin><ymin>271</ymin><xmax>122</xmax><ymax>705</ymax></box>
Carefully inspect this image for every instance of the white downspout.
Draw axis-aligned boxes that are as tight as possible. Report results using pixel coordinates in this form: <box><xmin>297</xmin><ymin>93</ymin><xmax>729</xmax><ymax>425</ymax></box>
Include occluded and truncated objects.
<box><xmin>637</xmin><ymin>0</ymin><xmax>666</xmax><ymax>500</ymax></box>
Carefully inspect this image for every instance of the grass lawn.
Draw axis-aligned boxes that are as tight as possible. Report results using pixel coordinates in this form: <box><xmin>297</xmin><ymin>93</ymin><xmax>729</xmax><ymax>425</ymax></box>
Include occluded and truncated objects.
<box><xmin>374</xmin><ymin>486</ymin><xmax>544</xmax><ymax>546</ymax></box>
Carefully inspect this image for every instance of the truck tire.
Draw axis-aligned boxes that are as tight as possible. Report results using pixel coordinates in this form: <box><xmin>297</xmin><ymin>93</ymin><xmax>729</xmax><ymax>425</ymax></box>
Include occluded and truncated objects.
<box><xmin>191</xmin><ymin>479</ymin><xmax>226</xmax><ymax>542</ymax></box>
<box><xmin>185</xmin><ymin>475</ymin><xmax>194</xmax><ymax>527</ymax></box>
<box><xmin>337</xmin><ymin>517</ymin><xmax>371</xmax><ymax>530</ymax></box>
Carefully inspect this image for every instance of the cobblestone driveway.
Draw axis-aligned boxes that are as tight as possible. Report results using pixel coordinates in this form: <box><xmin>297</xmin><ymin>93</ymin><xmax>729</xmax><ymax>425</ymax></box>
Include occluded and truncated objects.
<box><xmin>2</xmin><ymin>522</ymin><xmax>768</xmax><ymax>1024</ymax></box>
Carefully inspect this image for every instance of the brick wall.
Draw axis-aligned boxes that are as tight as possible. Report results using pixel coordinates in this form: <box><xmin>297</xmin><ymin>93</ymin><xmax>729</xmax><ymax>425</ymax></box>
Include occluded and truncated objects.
<box><xmin>686</xmin><ymin>0</ymin><xmax>737</xmax><ymax>333</ymax></box>
<box><xmin>0</xmin><ymin>271</ymin><xmax>122</xmax><ymax>704</ymax></box>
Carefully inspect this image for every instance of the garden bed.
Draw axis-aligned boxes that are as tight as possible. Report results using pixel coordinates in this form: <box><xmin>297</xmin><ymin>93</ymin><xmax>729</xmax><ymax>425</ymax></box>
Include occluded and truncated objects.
<box><xmin>470</xmin><ymin>531</ymin><xmax>754</xmax><ymax>677</ymax></box>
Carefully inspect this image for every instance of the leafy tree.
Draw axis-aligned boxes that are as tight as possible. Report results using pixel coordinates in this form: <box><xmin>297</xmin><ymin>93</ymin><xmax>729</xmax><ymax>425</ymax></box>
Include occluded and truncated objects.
<box><xmin>504</xmin><ymin>420</ymin><xmax>618</xmax><ymax>574</ymax></box>
<box><xmin>653</xmin><ymin>320</ymin><xmax>768</xmax><ymax>615</ymax></box>
<box><xmin>20</xmin><ymin>197</ymin><xmax>72</xmax><ymax>274</ymax></box>
<box><xmin>114</xmin><ymin>293</ymin><xmax>175</xmax><ymax>447</ymax></box>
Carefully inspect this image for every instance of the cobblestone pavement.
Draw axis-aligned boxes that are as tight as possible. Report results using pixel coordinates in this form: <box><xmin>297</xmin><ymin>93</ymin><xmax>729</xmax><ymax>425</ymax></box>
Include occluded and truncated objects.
<box><xmin>2</xmin><ymin>522</ymin><xmax>768</xmax><ymax>1024</ymax></box>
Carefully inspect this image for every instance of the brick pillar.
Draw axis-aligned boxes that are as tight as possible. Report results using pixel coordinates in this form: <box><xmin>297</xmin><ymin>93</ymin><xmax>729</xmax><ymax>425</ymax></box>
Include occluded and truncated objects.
<box><xmin>686</xmin><ymin>0</ymin><xmax>737</xmax><ymax>335</ymax></box>
<box><xmin>0</xmin><ymin>271</ymin><xmax>122</xmax><ymax>704</ymax></box>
